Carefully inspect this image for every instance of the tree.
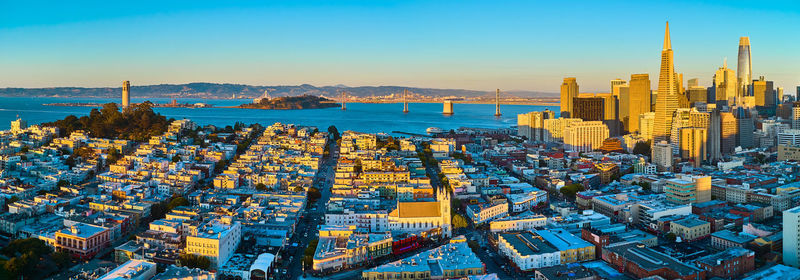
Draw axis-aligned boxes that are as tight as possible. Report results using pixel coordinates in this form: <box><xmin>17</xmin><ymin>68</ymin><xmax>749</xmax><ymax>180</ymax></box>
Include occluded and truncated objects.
<box><xmin>303</xmin><ymin>239</ymin><xmax>319</xmax><ymax>270</ymax></box>
<box><xmin>307</xmin><ymin>187</ymin><xmax>322</xmax><ymax>201</ymax></box>
<box><xmin>452</xmin><ymin>214</ymin><xmax>468</xmax><ymax>229</ymax></box>
<box><xmin>327</xmin><ymin>125</ymin><xmax>340</xmax><ymax>140</ymax></box>
<box><xmin>214</xmin><ymin>160</ymin><xmax>228</xmax><ymax>174</ymax></box>
<box><xmin>559</xmin><ymin>183</ymin><xmax>585</xmax><ymax>199</ymax></box>
<box><xmin>172</xmin><ymin>154</ymin><xmax>182</xmax><ymax>163</ymax></box>
<box><xmin>255</xmin><ymin>183</ymin><xmax>268</xmax><ymax>191</ymax></box>
<box><xmin>57</xmin><ymin>180</ymin><xmax>70</xmax><ymax>188</ymax></box>
<box><xmin>167</xmin><ymin>196</ymin><xmax>189</xmax><ymax>211</ymax></box>
<box><xmin>179</xmin><ymin>254</ymin><xmax>211</xmax><ymax>270</ymax></box>
<box><xmin>665</xmin><ymin>232</ymin><xmax>677</xmax><ymax>243</ymax></box>
<box><xmin>52</xmin><ymin>251</ymin><xmax>72</xmax><ymax>269</ymax></box>
<box><xmin>633</xmin><ymin>140</ymin><xmax>652</xmax><ymax>156</ymax></box>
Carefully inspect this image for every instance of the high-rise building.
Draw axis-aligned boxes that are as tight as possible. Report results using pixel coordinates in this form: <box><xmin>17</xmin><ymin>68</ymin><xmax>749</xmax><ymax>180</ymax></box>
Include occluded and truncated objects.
<box><xmin>639</xmin><ymin>112</ymin><xmax>656</xmax><ymax>141</ymax></box>
<box><xmin>680</xmin><ymin>127</ymin><xmax>707</xmax><ymax>167</ymax></box>
<box><xmin>688</xmin><ymin>78</ymin><xmax>699</xmax><ymax>88</ymax></box>
<box><xmin>797</xmin><ymin>85</ymin><xmax>800</xmax><ymax>101</ymax></box>
<box><xmin>10</xmin><ymin>117</ymin><xmax>27</xmax><ymax>134</ymax></box>
<box><xmin>793</xmin><ymin>102</ymin><xmax>800</xmax><ymax>129</ymax></box>
<box><xmin>708</xmin><ymin>109</ymin><xmax>722</xmax><ymax>161</ymax></box>
<box><xmin>652</xmin><ymin>141</ymin><xmax>673</xmax><ymax>172</ymax></box>
<box><xmin>753</xmin><ymin>76</ymin><xmax>775</xmax><ymax>108</ymax></box>
<box><xmin>560</xmin><ymin>78</ymin><xmax>579</xmax><ymax>118</ymax></box>
<box><xmin>572</xmin><ymin>96</ymin><xmax>605</xmax><ymax>121</ymax></box>
<box><xmin>720</xmin><ymin>112</ymin><xmax>738</xmax><ymax>155</ymax></box>
<box><xmin>783</xmin><ymin>206</ymin><xmax>800</xmax><ymax>268</ymax></box>
<box><xmin>619</xmin><ymin>85</ymin><xmax>631</xmax><ymax>132</ymax></box>
<box><xmin>517</xmin><ymin>110</ymin><xmax>555</xmax><ymax>142</ymax></box>
<box><xmin>626</xmin><ymin>74</ymin><xmax>651</xmax><ymax>134</ymax></box>
<box><xmin>714</xmin><ymin>59</ymin><xmax>737</xmax><ymax>105</ymax></box>
<box><xmin>670</xmin><ymin>108</ymin><xmax>693</xmax><ymax>153</ymax></box>
<box><xmin>563</xmin><ymin>121</ymin><xmax>610</xmax><ymax>153</ymax></box>
<box><xmin>735</xmin><ymin>107</ymin><xmax>754</xmax><ymax>149</ymax></box>
<box><xmin>687</xmin><ymin>86</ymin><xmax>708</xmax><ymax>105</ymax></box>
<box><xmin>122</xmin><ymin>80</ymin><xmax>131</xmax><ymax>108</ymax></box>
<box><xmin>611</xmin><ymin>79</ymin><xmax>627</xmax><ymax>95</ymax></box>
<box><xmin>543</xmin><ymin>118</ymin><xmax>582</xmax><ymax>143</ymax></box>
<box><xmin>778</xmin><ymin>129</ymin><xmax>800</xmax><ymax>146</ymax></box>
<box><xmin>738</xmin><ymin>37</ymin><xmax>752</xmax><ymax>104</ymax></box>
<box><xmin>654</xmin><ymin>22</ymin><xmax>680</xmax><ymax>143</ymax></box>
<box><xmin>778</xmin><ymin>87</ymin><xmax>784</xmax><ymax>103</ymax></box>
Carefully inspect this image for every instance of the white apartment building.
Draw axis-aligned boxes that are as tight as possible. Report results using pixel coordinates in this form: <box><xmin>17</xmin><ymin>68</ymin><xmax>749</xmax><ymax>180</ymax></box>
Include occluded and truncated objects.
<box><xmin>186</xmin><ymin>219</ymin><xmax>242</xmax><ymax>269</ymax></box>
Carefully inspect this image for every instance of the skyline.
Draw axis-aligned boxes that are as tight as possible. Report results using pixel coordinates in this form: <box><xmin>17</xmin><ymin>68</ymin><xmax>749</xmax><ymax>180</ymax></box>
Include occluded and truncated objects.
<box><xmin>1</xmin><ymin>0</ymin><xmax>799</xmax><ymax>93</ymax></box>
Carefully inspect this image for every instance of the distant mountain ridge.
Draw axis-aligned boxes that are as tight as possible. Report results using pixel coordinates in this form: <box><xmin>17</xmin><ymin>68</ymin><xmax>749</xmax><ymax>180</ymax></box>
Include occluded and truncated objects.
<box><xmin>0</xmin><ymin>83</ymin><xmax>557</xmax><ymax>99</ymax></box>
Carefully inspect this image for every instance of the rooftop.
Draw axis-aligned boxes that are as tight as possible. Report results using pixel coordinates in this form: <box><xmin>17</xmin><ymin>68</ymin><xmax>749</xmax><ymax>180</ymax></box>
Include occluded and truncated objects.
<box><xmin>57</xmin><ymin>222</ymin><xmax>107</xmax><ymax>239</ymax></box>
<box><xmin>97</xmin><ymin>260</ymin><xmax>156</xmax><ymax>280</ymax></box>
<box><xmin>363</xmin><ymin>240</ymin><xmax>483</xmax><ymax>274</ymax></box>
<box><xmin>711</xmin><ymin>230</ymin><xmax>757</xmax><ymax>244</ymax></box>
<box><xmin>499</xmin><ymin>232</ymin><xmax>558</xmax><ymax>256</ymax></box>
<box><xmin>605</xmin><ymin>242</ymin><xmax>703</xmax><ymax>277</ymax></box>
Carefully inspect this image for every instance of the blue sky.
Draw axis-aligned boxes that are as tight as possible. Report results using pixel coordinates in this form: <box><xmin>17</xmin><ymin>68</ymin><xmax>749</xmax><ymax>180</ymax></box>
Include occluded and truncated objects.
<box><xmin>1</xmin><ymin>0</ymin><xmax>798</xmax><ymax>93</ymax></box>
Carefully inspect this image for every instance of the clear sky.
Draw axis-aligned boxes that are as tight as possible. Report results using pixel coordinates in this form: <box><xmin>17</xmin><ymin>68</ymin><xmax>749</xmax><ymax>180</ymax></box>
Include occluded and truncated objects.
<box><xmin>1</xmin><ymin>0</ymin><xmax>798</xmax><ymax>93</ymax></box>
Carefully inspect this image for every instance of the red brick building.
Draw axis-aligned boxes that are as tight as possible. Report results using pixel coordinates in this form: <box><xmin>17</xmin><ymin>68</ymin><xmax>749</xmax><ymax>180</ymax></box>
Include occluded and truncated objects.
<box><xmin>603</xmin><ymin>242</ymin><xmax>706</xmax><ymax>280</ymax></box>
<box><xmin>695</xmin><ymin>248</ymin><xmax>755</xmax><ymax>278</ymax></box>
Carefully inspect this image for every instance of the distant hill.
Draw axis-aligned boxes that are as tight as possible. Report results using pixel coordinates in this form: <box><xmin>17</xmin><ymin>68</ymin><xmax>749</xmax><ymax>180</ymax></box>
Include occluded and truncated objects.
<box><xmin>0</xmin><ymin>83</ymin><xmax>556</xmax><ymax>99</ymax></box>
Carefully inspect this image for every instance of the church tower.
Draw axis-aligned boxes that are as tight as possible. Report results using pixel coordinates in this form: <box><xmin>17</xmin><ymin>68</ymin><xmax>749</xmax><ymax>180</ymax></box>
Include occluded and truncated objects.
<box><xmin>438</xmin><ymin>187</ymin><xmax>452</xmax><ymax>238</ymax></box>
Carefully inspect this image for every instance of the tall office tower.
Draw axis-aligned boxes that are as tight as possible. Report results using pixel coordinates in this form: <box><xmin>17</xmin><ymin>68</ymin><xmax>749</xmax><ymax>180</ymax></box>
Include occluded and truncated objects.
<box><xmin>627</xmin><ymin>74</ymin><xmax>651</xmax><ymax>133</ymax></box>
<box><xmin>618</xmin><ymin>85</ymin><xmax>631</xmax><ymax>133</ymax></box>
<box><xmin>676</xmin><ymin>72</ymin><xmax>685</xmax><ymax>95</ymax></box>
<box><xmin>543</xmin><ymin>118</ymin><xmax>582</xmax><ymax>142</ymax></box>
<box><xmin>708</xmin><ymin>109</ymin><xmax>722</xmax><ymax>161</ymax></box>
<box><xmin>494</xmin><ymin>89</ymin><xmax>501</xmax><ymax>116</ymax></box>
<box><xmin>753</xmin><ymin>76</ymin><xmax>775</xmax><ymax>108</ymax></box>
<box><xmin>778</xmin><ymin>129</ymin><xmax>800</xmax><ymax>146</ymax></box>
<box><xmin>687</xmin><ymin>86</ymin><xmax>707</xmax><ymax>106</ymax></box>
<box><xmin>122</xmin><ymin>80</ymin><xmax>131</xmax><ymax>108</ymax></box>
<box><xmin>654</xmin><ymin>22</ymin><xmax>680</xmax><ymax>143</ymax></box>
<box><xmin>797</xmin><ymin>86</ymin><xmax>800</xmax><ymax>101</ymax></box>
<box><xmin>689</xmin><ymin>109</ymin><xmax>710</xmax><ymax>129</ymax></box>
<box><xmin>778</xmin><ymin>87</ymin><xmax>784</xmax><ymax>103</ymax></box>
<box><xmin>735</xmin><ymin>107</ymin><xmax>754</xmax><ymax>148</ymax></box>
<box><xmin>687</xmin><ymin>78</ymin><xmax>699</xmax><ymax>88</ymax></box>
<box><xmin>670</xmin><ymin>108</ymin><xmax>693</xmax><ymax>153</ymax></box>
<box><xmin>563</xmin><ymin>121</ymin><xmax>610</xmax><ymax>153</ymax></box>
<box><xmin>652</xmin><ymin>141</ymin><xmax>673</xmax><ymax>172</ymax></box>
<box><xmin>680</xmin><ymin>128</ymin><xmax>707</xmax><ymax>167</ymax></box>
<box><xmin>738</xmin><ymin>37</ymin><xmax>752</xmax><ymax>104</ymax></box>
<box><xmin>517</xmin><ymin>110</ymin><xmax>555</xmax><ymax>142</ymax></box>
<box><xmin>639</xmin><ymin>112</ymin><xmax>656</xmax><ymax>141</ymax></box>
<box><xmin>593</xmin><ymin>92</ymin><xmax>620</xmax><ymax>136</ymax></box>
<box><xmin>720</xmin><ymin>112</ymin><xmax>738</xmax><ymax>155</ymax></box>
<box><xmin>611</xmin><ymin>79</ymin><xmax>627</xmax><ymax>95</ymax></box>
<box><xmin>560</xmin><ymin>78</ymin><xmax>579</xmax><ymax>118</ymax></box>
<box><xmin>794</xmin><ymin>102</ymin><xmax>800</xmax><ymax>129</ymax></box>
<box><xmin>714</xmin><ymin>59</ymin><xmax>737</xmax><ymax>105</ymax></box>
<box><xmin>572</xmin><ymin>96</ymin><xmax>604</xmax><ymax>121</ymax></box>
<box><xmin>784</xmin><ymin>206</ymin><xmax>800</xmax><ymax>268</ymax></box>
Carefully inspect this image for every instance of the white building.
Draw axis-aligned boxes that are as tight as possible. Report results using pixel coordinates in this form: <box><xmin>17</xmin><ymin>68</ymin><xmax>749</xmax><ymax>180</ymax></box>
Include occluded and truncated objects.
<box><xmin>186</xmin><ymin>218</ymin><xmax>242</xmax><ymax>269</ymax></box>
<box><xmin>490</xmin><ymin>212</ymin><xmax>547</xmax><ymax>233</ymax></box>
<box><xmin>387</xmin><ymin>188</ymin><xmax>452</xmax><ymax>238</ymax></box>
<box><xmin>652</xmin><ymin>141</ymin><xmax>673</xmax><ymax>172</ymax></box>
<box><xmin>97</xmin><ymin>260</ymin><xmax>157</xmax><ymax>280</ymax></box>
<box><xmin>784</xmin><ymin>206</ymin><xmax>800</xmax><ymax>268</ymax></box>
<box><xmin>778</xmin><ymin>129</ymin><xmax>800</xmax><ymax>146</ymax></box>
<box><xmin>563</xmin><ymin>121</ymin><xmax>610</xmax><ymax>153</ymax></box>
<box><xmin>497</xmin><ymin>232</ymin><xmax>561</xmax><ymax>271</ymax></box>
<box><xmin>465</xmin><ymin>201</ymin><xmax>508</xmax><ymax>225</ymax></box>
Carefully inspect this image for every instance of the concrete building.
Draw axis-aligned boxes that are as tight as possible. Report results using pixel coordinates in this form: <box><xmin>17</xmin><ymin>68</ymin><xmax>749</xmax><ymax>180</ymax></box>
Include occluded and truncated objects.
<box><xmin>387</xmin><ymin>188</ymin><xmax>452</xmax><ymax>238</ymax></box>
<box><xmin>603</xmin><ymin>241</ymin><xmax>705</xmax><ymax>280</ymax></box>
<box><xmin>53</xmin><ymin>222</ymin><xmax>111</xmax><ymax>261</ymax></box>
<box><xmin>721</xmin><ymin>111</ymin><xmax>738</xmax><ymax>155</ymax></box>
<box><xmin>465</xmin><ymin>201</ymin><xmax>508</xmax><ymax>225</ymax></box>
<box><xmin>497</xmin><ymin>231</ymin><xmax>561</xmax><ymax>271</ymax></box>
<box><xmin>670</xmin><ymin>217</ymin><xmax>710</xmax><ymax>241</ymax></box>
<box><xmin>779</xmin><ymin>145</ymin><xmax>800</xmax><ymax>161</ymax></box>
<box><xmin>680</xmin><ymin>127</ymin><xmax>707</xmax><ymax>167</ymax></box>
<box><xmin>361</xmin><ymin>240</ymin><xmax>484</xmax><ymax>280</ymax></box>
<box><xmin>664</xmin><ymin>174</ymin><xmax>711</xmax><ymax>205</ymax></box>
<box><xmin>489</xmin><ymin>212</ymin><xmax>547</xmax><ymax>233</ymax></box>
<box><xmin>712</xmin><ymin>229</ymin><xmax>757</xmax><ymax>250</ymax></box>
<box><xmin>627</xmin><ymin>74</ymin><xmax>652</xmax><ymax>134</ymax></box>
<box><xmin>653</xmin><ymin>22</ymin><xmax>679</xmax><ymax>143</ymax></box>
<box><xmin>543</xmin><ymin>118</ymin><xmax>582</xmax><ymax>143</ymax></box>
<box><xmin>695</xmin><ymin>248</ymin><xmax>755</xmax><ymax>279</ymax></box>
<box><xmin>753</xmin><ymin>76</ymin><xmax>775</xmax><ymax>108</ymax></box>
<box><xmin>778</xmin><ymin>129</ymin><xmax>800</xmax><ymax>146</ymax></box>
<box><xmin>715</xmin><ymin>59</ymin><xmax>737</xmax><ymax>105</ymax></box>
<box><xmin>563</xmin><ymin>121</ymin><xmax>609</xmax><ymax>153</ymax></box>
<box><xmin>572</xmin><ymin>97</ymin><xmax>604</xmax><ymax>122</ymax></box>
<box><xmin>652</xmin><ymin>141</ymin><xmax>672</xmax><ymax>172</ymax></box>
<box><xmin>639</xmin><ymin>112</ymin><xmax>655</xmax><ymax>141</ymax></box>
<box><xmin>793</xmin><ymin>102</ymin><xmax>800</xmax><ymax>129</ymax></box>
<box><xmin>561</xmin><ymin>78</ymin><xmax>579</xmax><ymax>118</ymax></box>
<box><xmin>517</xmin><ymin>110</ymin><xmax>555</xmax><ymax>142</ymax></box>
<box><xmin>784</xmin><ymin>206</ymin><xmax>800</xmax><ymax>268</ymax></box>
<box><xmin>97</xmin><ymin>260</ymin><xmax>157</xmax><ymax>280</ymax></box>
<box><xmin>185</xmin><ymin>219</ymin><xmax>242</xmax><ymax>269</ymax></box>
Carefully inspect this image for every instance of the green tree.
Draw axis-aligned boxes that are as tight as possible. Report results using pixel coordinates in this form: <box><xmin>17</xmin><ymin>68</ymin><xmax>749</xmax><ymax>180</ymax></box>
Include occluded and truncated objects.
<box><xmin>307</xmin><ymin>187</ymin><xmax>322</xmax><ymax>201</ymax></box>
<box><xmin>327</xmin><ymin>125</ymin><xmax>340</xmax><ymax>140</ymax></box>
<box><xmin>255</xmin><ymin>183</ymin><xmax>268</xmax><ymax>191</ymax></box>
<box><xmin>632</xmin><ymin>140</ymin><xmax>652</xmax><ymax>156</ymax></box>
<box><xmin>178</xmin><ymin>254</ymin><xmax>211</xmax><ymax>270</ymax></box>
<box><xmin>665</xmin><ymin>232</ymin><xmax>677</xmax><ymax>243</ymax></box>
<box><xmin>214</xmin><ymin>160</ymin><xmax>228</xmax><ymax>174</ymax></box>
<box><xmin>172</xmin><ymin>154</ymin><xmax>182</xmax><ymax>162</ymax></box>
<box><xmin>52</xmin><ymin>251</ymin><xmax>72</xmax><ymax>269</ymax></box>
<box><xmin>303</xmin><ymin>239</ymin><xmax>319</xmax><ymax>269</ymax></box>
<box><xmin>559</xmin><ymin>183</ymin><xmax>585</xmax><ymax>199</ymax></box>
<box><xmin>452</xmin><ymin>214</ymin><xmax>469</xmax><ymax>229</ymax></box>
<box><xmin>167</xmin><ymin>196</ymin><xmax>189</xmax><ymax>211</ymax></box>
<box><xmin>57</xmin><ymin>180</ymin><xmax>70</xmax><ymax>187</ymax></box>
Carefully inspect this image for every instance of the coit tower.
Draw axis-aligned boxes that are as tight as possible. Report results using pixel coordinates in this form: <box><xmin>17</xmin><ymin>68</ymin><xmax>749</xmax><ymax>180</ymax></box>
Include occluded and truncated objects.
<box><xmin>122</xmin><ymin>81</ymin><xmax>131</xmax><ymax>108</ymax></box>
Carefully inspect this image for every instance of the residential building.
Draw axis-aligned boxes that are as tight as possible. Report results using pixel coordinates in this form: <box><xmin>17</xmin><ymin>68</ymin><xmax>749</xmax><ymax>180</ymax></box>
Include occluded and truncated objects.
<box><xmin>784</xmin><ymin>205</ymin><xmax>800</xmax><ymax>268</ymax></box>
<box><xmin>361</xmin><ymin>240</ymin><xmax>485</xmax><ymax>280</ymax></box>
<box><xmin>185</xmin><ymin>219</ymin><xmax>242</xmax><ymax>269</ymax></box>
<box><xmin>563</xmin><ymin>121</ymin><xmax>609</xmax><ymax>153</ymax></box>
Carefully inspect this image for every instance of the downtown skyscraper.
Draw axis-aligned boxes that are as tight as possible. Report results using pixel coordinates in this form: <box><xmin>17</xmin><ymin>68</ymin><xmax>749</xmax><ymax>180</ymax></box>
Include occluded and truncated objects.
<box><xmin>653</xmin><ymin>22</ymin><xmax>680</xmax><ymax>143</ymax></box>
<box><xmin>737</xmin><ymin>37</ymin><xmax>752</xmax><ymax>106</ymax></box>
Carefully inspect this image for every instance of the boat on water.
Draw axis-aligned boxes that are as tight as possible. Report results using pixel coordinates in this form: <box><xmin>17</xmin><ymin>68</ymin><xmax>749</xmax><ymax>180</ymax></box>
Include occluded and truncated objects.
<box><xmin>426</xmin><ymin>127</ymin><xmax>444</xmax><ymax>134</ymax></box>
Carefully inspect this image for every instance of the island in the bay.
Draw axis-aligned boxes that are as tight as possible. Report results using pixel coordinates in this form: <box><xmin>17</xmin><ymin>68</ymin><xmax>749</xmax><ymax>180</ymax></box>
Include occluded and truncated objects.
<box><xmin>235</xmin><ymin>94</ymin><xmax>339</xmax><ymax>109</ymax></box>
